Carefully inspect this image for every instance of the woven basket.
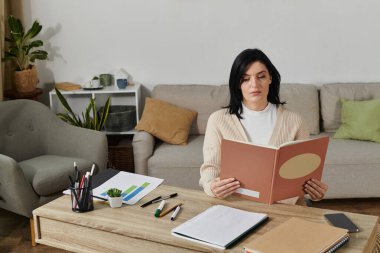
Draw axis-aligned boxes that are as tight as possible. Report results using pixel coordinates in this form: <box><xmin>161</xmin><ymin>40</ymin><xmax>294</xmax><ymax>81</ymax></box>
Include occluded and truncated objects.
<box><xmin>107</xmin><ymin>138</ymin><xmax>134</xmax><ymax>173</ymax></box>
<box><xmin>101</xmin><ymin>105</ymin><xmax>136</xmax><ymax>132</ymax></box>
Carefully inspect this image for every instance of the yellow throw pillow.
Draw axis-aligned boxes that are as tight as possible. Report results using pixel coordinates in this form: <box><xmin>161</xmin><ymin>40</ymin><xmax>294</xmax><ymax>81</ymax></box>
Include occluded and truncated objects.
<box><xmin>135</xmin><ymin>98</ymin><xmax>197</xmax><ymax>144</ymax></box>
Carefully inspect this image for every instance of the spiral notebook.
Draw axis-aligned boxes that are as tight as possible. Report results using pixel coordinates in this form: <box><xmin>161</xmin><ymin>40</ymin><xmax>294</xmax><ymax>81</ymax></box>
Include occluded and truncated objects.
<box><xmin>244</xmin><ymin>217</ymin><xmax>349</xmax><ymax>253</ymax></box>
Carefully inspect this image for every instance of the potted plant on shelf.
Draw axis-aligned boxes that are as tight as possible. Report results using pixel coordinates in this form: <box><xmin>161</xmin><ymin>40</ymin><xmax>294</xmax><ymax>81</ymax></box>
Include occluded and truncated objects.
<box><xmin>55</xmin><ymin>88</ymin><xmax>111</xmax><ymax>131</ymax></box>
<box><xmin>2</xmin><ymin>15</ymin><xmax>48</xmax><ymax>93</ymax></box>
<box><xmin>106</xmin><ymin>188</ymin><xmax>123</xmax><ymax>208</ymax></box>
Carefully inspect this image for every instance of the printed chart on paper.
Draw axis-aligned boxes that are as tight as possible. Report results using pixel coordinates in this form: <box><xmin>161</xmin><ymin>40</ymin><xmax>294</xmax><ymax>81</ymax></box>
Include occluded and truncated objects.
<box><xmin>92</xmin><ymin>172</ymin><xmax>163</xmax><ymax>205</ymax></box>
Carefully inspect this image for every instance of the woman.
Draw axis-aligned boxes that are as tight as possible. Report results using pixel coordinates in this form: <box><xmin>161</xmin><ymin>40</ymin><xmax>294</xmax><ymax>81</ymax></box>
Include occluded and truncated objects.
<box><xmin>199</xmin><ymin>48</ymin><xmax>328</xmax><ymax>202</ymax></box>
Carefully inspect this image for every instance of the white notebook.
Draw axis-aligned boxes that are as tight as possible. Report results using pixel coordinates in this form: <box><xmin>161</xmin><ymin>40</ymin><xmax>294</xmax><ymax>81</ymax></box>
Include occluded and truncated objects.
<box><xmin>171</xmin><ymin>205</ymin><xmax>268</xmax><ymax>250</ymax></box>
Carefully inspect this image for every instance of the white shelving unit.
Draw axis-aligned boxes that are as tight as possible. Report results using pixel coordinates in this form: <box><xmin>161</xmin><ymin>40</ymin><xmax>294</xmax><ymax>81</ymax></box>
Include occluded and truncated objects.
<box><xmin>49</xmin><ymin>84</ymin><xmax>142</xmax><ymax>135</ymax></box>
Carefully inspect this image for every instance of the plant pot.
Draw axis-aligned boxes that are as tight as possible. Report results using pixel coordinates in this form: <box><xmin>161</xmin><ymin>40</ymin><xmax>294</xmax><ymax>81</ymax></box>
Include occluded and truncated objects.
<box><xmin>13</xmin><ymin>66</ymin><xmax>39</xmax><ymax>93</ymax></box>
<box><xmin>108</xmin><ymin>196</ymin><xmax>123</xmax><ymax>208</ymax></box>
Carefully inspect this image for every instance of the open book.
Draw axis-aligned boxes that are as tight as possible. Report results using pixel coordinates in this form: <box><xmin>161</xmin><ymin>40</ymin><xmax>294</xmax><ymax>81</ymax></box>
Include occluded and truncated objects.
<box><xmin>171</xmin><ymin>205</ymin><xmax>268</xmax><ymax>250</ymax></box>
<box><xmin>220</xmin><ymin>136</ymin><xmax>329</xmax><ymax>204</ymax></box>
<box><xmin>244</xmin><ymin>217</ymin><xmax>349</xmax><ymax>253</ymax></box>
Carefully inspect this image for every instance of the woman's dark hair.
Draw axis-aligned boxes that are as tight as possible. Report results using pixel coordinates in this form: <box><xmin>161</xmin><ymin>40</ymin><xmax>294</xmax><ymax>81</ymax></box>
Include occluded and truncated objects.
<box><xmin>227</xmin><ymin>48</ymin><xmax>284</xmax><ymax>119</ymax></box>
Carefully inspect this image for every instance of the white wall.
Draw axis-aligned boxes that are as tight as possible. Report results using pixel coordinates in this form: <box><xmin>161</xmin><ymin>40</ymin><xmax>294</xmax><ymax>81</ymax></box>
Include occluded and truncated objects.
<box><xmin>24</xmin><ymin>0</ymin><xmax>380</xmax><ymax>102</ymax></box>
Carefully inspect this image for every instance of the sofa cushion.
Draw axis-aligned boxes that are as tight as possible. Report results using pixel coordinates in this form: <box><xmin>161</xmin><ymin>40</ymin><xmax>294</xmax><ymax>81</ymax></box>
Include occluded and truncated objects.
<box><xmin>135</xmin><ymin>97</ymin><xmax>197</xmax><ymax>145</ymax></box>
<box><xmin>280</xmin><ymin>84</ymin><xmax>320</xmax><ymax>135</ymax></box>
<box><xmin>147</xmin><ymin>135</ymin><xmax>204</xmax><ymax>189</ymax></box>
<box><xmin>334</xmin><ymin>98</ymin><xmax>380</xmax><ymax>143</ymax></box>
<box><xmin>19</xmin><ymin>155</ymin><xmax>93</xmax><ymax>196</ymax></box>
<box><xmin>317</xmin><ymin>133</ymin><xmax>380</xmax><ymax>198</ymax></box>
<box><xmin>321</xmin><ymin>83</ymin><xmax>380</xmax><ymax>132</ymax></box>
<box><xmin>153</xmin><ymin>85</ymin><xmax>229</xmax><ymax>135</ymax></box>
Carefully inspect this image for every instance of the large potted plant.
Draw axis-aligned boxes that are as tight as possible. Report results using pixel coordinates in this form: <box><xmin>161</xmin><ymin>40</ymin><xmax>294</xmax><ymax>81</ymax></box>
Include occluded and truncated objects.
<box><xmin>2</xmin><ymin>15</ymin><xmax>48</xmax><ymax>92</ymax></box>
<box><xmin>55</xmin><ymin>88</ymin><xmax>111</xmax><ymax>131</ymax></box>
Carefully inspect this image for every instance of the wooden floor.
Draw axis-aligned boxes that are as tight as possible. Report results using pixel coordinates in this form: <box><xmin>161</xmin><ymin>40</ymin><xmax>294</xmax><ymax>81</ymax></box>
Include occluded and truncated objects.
<box><xmin>1</xmin><ymin>198</ymin><xmax>379</xmax><ymax>253</ymax></box>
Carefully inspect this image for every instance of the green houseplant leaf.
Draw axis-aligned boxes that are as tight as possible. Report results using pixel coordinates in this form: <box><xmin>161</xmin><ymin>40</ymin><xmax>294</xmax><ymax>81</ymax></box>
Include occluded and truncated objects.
<box><xmin>1</xmin><ymin>15</ymin><xmax>48</xmax><ymax>71</ymax></box>
<box><xmin>106</xmin><ymin>188</ymin><xmax>122</xmax><ymax>198</ymax></box>
<box><xmin>54</xmin><ymin>88</ymin><xmax>111</xmax><ymax>131</ymax></box>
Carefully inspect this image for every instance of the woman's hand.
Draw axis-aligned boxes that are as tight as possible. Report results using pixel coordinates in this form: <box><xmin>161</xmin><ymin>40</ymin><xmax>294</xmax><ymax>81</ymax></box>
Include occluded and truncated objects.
<box><xmin>211</xmin><ymin>177</ymin><xmax>240</xmax><ymax>198</ymax></box>
<box><xmin>304</xmin><ymin>178</ymin><xmax>328</xmax><ymax>201</ymax></box>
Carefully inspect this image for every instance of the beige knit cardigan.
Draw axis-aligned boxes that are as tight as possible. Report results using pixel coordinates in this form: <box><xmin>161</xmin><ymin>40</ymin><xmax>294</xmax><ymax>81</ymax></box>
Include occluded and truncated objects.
<box><xmin>199</xmin><ymin>105</ymin><xmax>309</xmax><ymax>197</ymax></box>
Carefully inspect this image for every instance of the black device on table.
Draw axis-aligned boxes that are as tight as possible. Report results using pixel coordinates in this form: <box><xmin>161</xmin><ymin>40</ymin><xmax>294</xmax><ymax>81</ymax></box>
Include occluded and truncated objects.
<box><xmin>324</xmin><ymin>213</ymin><xmax>360</xmax><ymax>233</ymax></box>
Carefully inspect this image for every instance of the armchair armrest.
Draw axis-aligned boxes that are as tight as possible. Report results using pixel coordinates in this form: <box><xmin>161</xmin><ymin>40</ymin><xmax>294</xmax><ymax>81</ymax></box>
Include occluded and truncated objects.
<box><xmin>132</xmin><ymin>131</ymin><xmax>155</xmax><ymax>175</ymax></box>
<box><xmin>0</xmin><ymin>154</ymin><xmax>39</xmax><ymax>217</ymax></box>
<box><xmin>45</xmin><ymin>120</ymin><xmax>108</xmax><ymax>174</ymax></box>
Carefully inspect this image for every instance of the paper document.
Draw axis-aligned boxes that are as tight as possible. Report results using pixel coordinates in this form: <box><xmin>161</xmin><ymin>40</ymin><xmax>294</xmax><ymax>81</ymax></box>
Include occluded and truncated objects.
<box><xmin>64</xmin><ymin>171</ymin><xmax>163</xmax><ymax>205</ymax></box>
<box><xmin>171</xmin><ymin>205</ymin><xmax>268</xmax><ymax>250</ymax></box>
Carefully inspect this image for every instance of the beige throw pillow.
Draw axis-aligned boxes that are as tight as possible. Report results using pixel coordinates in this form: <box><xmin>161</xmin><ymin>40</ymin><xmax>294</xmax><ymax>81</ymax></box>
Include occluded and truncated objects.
<box><xmin>135</xmin><ymin>97</ymin><xmax>197</xmax><ymax>145</ymax></box>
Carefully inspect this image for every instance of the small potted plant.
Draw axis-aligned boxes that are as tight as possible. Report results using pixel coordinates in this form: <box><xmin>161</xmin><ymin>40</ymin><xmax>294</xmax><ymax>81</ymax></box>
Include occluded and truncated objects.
<box><xmin>106</xmin><ymin>188</ymin><xmax>123</xmax><ymax>208</ymax></box>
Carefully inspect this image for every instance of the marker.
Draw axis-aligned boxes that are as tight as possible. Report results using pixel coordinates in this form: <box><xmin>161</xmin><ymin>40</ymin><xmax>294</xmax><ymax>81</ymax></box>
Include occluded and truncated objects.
<box><xmin>90</xmin><ymin>164</ymin><xmax>95</xmax><ymax>176</ymax></box>
<box><xmin>154</xmin><ymin>200</ymin><xmax>165</xmax><ymax>217</ymax></box>
<box><xmin>74</xmin><ymin>162</ymin><xmax>79</xmax><ymax>182</ymax></box>
<box><xmin>140</xmin><ymin>196</ymin><xmax>162</xmax><ymax>208</ymax></box>
<box><xmin>151</xmin><ymin>193</ymin><xmax>178</xmax><ymax>204</ymax></box>
<box><xmin>171</xmin><ymin>206</ymin><xmax>181</xmax><ymax>221</ymax></box>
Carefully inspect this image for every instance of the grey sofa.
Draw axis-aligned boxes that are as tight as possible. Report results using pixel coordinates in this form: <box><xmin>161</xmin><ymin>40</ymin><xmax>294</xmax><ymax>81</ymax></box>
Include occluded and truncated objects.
<box><xmin>133</xmin><ymin>83</ymin><xmax>380</xmax><ymax>199</ymax></box>
<box><xmin>0</xmin><ymin>99</ymin><xmax>108</xmax><ymax>217</ymax></box>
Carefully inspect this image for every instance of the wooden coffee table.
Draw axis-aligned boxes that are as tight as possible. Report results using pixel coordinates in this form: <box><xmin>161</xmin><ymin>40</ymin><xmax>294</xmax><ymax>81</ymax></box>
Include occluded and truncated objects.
<box><xmin>33</xmin><ymin>185</ymin><xmax>378</xmax><ymax>252</ymax></box>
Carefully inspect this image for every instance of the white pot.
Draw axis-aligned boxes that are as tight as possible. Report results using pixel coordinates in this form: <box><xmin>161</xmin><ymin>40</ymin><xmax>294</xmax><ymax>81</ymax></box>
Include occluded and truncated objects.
<box><xmin>91</xmin><ymin>79</ymin><xmax>101</xmax><ymax>88</ymax></box>
<box><xmin>108</xmin><ymin>196</ymin><xmax>123</xmax><ymax>208</ymax></box>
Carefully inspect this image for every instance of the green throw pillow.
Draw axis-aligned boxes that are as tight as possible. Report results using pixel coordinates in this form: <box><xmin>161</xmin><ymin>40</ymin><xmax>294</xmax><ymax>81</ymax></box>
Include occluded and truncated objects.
<box><xmin>334</xmin><ymin>98</ymin><xmax>380</xmax><ymax>143</ymax></box>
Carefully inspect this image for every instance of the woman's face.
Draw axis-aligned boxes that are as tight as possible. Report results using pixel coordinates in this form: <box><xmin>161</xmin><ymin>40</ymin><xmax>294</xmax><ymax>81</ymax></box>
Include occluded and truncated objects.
<box><xmin>240</xmin><ymin>61</ymin><xmax>272</xmax><ymax>111</ymax></box>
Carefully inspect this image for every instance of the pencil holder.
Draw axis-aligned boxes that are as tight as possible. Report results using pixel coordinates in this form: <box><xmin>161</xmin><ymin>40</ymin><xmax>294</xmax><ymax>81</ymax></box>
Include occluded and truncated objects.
<box><xmin>70</xmin><ymin>186</ymin><xmax>94</xmax><ymax>213</ymax></box>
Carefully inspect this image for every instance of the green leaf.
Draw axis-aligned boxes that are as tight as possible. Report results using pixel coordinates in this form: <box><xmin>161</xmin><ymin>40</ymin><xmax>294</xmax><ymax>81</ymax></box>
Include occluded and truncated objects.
<box><xmin>91</xmin><ymin>98</ymin><xmax>98</xmax><ymax>130</ymax></box>
<box><xmin>106</xmin><ymin>188</ymin><xmax>122</xmax><ymax>197</ymax></box>
<box><xmin>24</xmin><ymin>20</ymin><xmax>42</xmax><ymax>40</ymax></box>
<box><xmin>83</xmin><ymin>104</ymin><xmax>92</xmax><ymax>128</ymax></box>
<box><xmin>57</xmin><ymin>113</ymin><xmax>78</xmax><ymax>125</ymax></box>
<box><xmin>8</xmin><ymin>16</ymin><xmax>24</xmax><ymax>35</ymax></box>
<box><xmin>98</xmin><ymin>97</ymin><xmax>111</xmax><ymax>131</ymax></box>
<box><xmin>4</xmin><ymin>36</ymin><xmax>13</xmax><ymax>42</ymax></box>
<box><xmin>26</xmin><ymin>40</ymin><xmax>43</xmax><ymax>54</ymax></box>
<box><xmin>4</xmin><ymin>51</ymin><xmax>17</xmax><ymax>58</ymax></box>
<box><xmin>29</xmin><ymin>50</ymin><xmax>48</xmax><ymax>62</ymax></box>
<box><xmin>55</xmin><ymin>88</ymin><xmax>81</xmax><ymax>125</ymax></box>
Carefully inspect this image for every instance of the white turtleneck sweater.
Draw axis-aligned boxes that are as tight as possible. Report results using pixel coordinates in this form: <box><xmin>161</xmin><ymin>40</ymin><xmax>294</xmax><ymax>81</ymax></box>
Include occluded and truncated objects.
<box><xmin>240</xmin><ymin>103</ymin><xmax>277</xmax><ymax>145</ymax></box>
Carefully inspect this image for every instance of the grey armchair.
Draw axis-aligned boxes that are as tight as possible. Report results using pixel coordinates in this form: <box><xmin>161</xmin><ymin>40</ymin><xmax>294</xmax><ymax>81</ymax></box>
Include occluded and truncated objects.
<box><xmin>0</xmin><ymin>99</ymin><xmax>108</xmax><ymax>219</ymax></box>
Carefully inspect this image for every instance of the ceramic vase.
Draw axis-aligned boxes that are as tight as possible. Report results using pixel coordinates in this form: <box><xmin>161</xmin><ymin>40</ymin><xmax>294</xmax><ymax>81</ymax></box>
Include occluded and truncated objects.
<box><xmin>108</xmin><ymin>196</ymin><xmax>123</xmax><ymax>208</ymax></box>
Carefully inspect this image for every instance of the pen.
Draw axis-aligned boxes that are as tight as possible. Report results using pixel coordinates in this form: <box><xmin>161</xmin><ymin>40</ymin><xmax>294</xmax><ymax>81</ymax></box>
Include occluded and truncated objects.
<box><xmin>154</xmin><ymin>200</ymin><xmax>165</xmax><ymax>217</ymax></box>
<box><xmin>74</xmin><ymin>162</ymin><xmax>79</xmax><ymax>182</ymax></box>
<box><xmin>159</xmin><ymin>203</ymin><xmax>183</xmax><ymax>217</ymax></box>
<box><xmin>140</xmin><ymin>196</ymin><xmax>162</xmax><ymax>208</ymax></box>
<box><xmin>92</xmin><ymin>195</ymin><xmax>108</xmax><ymax>201</ymax></box>
<box><xmin>171</xmin><ymin>206</ymin><xmax>181</xmax><ymax>221</ymax></box>
<box><xmin>68</xmin><ymin>176</ymin><xmax>74</xmax><ymax>187</ymax></box>
<box><xmin>151</xmin><ymin>193</ymin><xmax>178</xmax><ymax>204</ymax></box>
